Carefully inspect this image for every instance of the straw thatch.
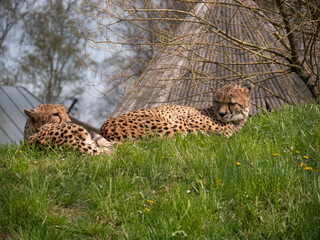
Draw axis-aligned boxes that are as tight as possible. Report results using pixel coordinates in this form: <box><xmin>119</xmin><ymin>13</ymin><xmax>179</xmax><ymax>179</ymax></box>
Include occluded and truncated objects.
<box><xmin>109</xmin><ymin>0</ymin><xmax>313</xmax><ymax>118</ymax></box>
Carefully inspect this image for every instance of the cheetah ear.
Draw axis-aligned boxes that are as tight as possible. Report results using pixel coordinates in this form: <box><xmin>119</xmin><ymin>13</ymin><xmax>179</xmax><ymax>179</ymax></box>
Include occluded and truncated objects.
<box><xmin>24</xmin><ymin>109</ymin><xmax>38</xmax><ymax>121</ymax></box>
<box><xmin>245</xmin><ymin>84</ymin><xmax>254</xmax><ymax>95</ymax></box>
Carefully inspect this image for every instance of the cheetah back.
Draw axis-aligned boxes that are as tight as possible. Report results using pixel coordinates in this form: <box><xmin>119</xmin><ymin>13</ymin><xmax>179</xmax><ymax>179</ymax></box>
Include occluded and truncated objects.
<box><xmin>28</xmin><ymin>123</ymin><xmax>103</xmax><ymax>155</ymax></box>
<box><xmin>100</xmin><ymin>105</ymin><xmax>232</xmax><ymax>142</ymax></box>
<box><xmin>100</xmin><ymin>84</ymin><xmax>253</xmax><ymax>142</ymax></box>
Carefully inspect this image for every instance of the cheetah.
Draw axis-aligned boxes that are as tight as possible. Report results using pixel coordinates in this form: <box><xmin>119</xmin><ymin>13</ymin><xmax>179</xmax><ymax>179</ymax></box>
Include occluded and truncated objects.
<box><xmin>24</xmin><ymin>104</ymin><xmax>113</xmax><ymax>155</ymax></box>
<box><xmin>100</xmin><ymin>84</ymin><xmax>254</xmax><ymax>142</ymax></box>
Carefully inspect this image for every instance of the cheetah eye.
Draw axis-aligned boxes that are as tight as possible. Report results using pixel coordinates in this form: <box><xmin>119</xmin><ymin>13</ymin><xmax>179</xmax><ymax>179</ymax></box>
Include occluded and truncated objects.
<box><xmin>52</xmin><ymin>113</ymin><xmax>60</xmax><ymax>117</ymax></box>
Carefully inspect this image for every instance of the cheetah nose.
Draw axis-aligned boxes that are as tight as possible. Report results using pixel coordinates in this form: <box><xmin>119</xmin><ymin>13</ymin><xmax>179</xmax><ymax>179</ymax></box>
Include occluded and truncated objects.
<box><xmin>219</xmin><ymin>112</ymin><xmax>227</xmax><ymax>117</ymax></box>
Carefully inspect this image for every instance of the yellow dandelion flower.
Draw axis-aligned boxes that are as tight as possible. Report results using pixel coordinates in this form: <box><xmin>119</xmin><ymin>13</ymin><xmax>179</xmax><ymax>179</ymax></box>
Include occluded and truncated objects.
<box><xmin>303</xmin><ymin>156</ymin><xmax>309</xmax><ymax>159</ymax></box>
<box><xmin>147</xmin><ymin>200</ymin><xmax>154</xmax><ymax>204</ymax></box>
<box><xmin>295</xmin><ymin>151</ymin><xmax>300</xmax><ymax>154</ymax></box>
<box><xmin>18</xmin><ymin>151</ymin><xmax>23</xmax><ymax>154</ymax></box>
<box><xmin>145</xmin><ymin>208</ymin><xmax>150</xmax><ymax>212</ymax></box>
<box><xmin>299</xmin><ymin>163</ymin><xmax>305</xmax><ymax>168</ymax></box>
<box><xmin>216</xmin><ymin>179</ymin><xmax>221</xmax><ymax>186</ymax></box>
<box><xmin>272</xmin><ymin>153</ymin><xmax>278</xmax><ymax>157</ymax></box>
<box><xmin>305</xmin><ymin>167</ymin><xmax>313</xmax><ymax>171</ymax></box>
<box><xmin>236</xmin><ymin>161</ymin><xmax>240</xmax><ymax>166</ymax></box>
<box><xmin>314</xmin><ymin>169</ymin><xmax>319</xmax><ymax>173</ymax></box>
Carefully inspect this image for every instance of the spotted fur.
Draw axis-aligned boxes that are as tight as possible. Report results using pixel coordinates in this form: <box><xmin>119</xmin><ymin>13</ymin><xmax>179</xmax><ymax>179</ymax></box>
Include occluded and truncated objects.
<box><xmin>100</xmin><ymin>84</ymin><xmax>254</xmax><ymax>142</ymax></box>
<box><xmin>24</xmin><ymin>104</ymin><xmax>113</xmax><ymax>155</ymax></box>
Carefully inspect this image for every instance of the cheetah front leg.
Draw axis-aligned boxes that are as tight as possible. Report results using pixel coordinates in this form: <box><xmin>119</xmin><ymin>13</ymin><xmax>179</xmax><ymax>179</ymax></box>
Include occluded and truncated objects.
<box><xmin>90</xmin><ymin>131</ymin><xmax>116</xmax><ymax>151</ymax></box>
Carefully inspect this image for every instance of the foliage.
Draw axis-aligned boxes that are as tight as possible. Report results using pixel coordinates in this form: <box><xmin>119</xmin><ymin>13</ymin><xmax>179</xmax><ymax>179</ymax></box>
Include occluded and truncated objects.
<box><xmin>77</xmin><ymin>0</ymin><xmax>189</xmax><ymax>89</ymax></box>
<box><xmin>0</xmin><ymin>0</ymin><xmax>105</xmax><ymax>119</ymax></box>
<box><xmin>76</xmin><ymin>0</ymin><xmax>320</xmax><ymax>102</ymax></box>
<box><xmin>0</xmin><ymin>0</ymin><xmax>34</xmax><ymax>86</ymax></box>
<box><xmin>257</xmin><ymin>0</ymin><xmax>320</xmax><ymax>95</ymax></box>
<box><xmin>1</xmin><ymin>102</ymin><xmax>320</xmax><ymax>239</ymax></box>
<box><xmin>0</xmin><ymin>0</ymin><xmax>32</xmax><ymax>51</ymax></box>
<box><xmin>20</xmin><ymin>0</ymin><xmax>86</xmax><ymax>103</ymax></box>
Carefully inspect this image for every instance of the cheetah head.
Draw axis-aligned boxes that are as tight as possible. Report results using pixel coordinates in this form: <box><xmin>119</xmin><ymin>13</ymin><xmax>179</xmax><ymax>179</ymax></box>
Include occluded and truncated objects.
<box><xmin>24</xmin><ymin>104</ymin><xmax>71</xmax><ymax>134</ymax></box>
<box><xmin>212</xmin><ymin>84</ymin><xmax>254</xmax><ymax>124</ymax></box>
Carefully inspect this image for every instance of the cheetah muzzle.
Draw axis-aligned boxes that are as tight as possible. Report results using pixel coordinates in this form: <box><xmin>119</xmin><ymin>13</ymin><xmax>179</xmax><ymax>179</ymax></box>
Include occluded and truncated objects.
<box><xmin>100</xmin><ymin>84</ymin><xmax>254</xmax><ymax>142</ymax></box>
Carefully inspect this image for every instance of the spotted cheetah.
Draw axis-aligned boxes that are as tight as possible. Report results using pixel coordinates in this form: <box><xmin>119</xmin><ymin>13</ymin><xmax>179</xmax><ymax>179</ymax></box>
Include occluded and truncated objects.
<box><xmin>24</xmin><ymin>104</ymin><xmax>113</xmax><ymax>155</ymax></box>
<box><xmin>100</xmin><ymin>84</ymin><xmax>254</xmax><ymax>142</ymax></box>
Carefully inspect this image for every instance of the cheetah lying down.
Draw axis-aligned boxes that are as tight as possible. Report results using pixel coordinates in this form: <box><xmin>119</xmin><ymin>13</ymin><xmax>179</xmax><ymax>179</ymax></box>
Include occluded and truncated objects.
<box><xmin>24</xmin><ymin>104</ymin><xmax>113</xmax><ymax>155</ymax></box>
<box><xmin>100</xmin><ymin>84</ymin><xmax>254</xmax><ymax>142</ymax></box>
<box><xmin>24</xmin><ymin>84</ymin><xmax>253</xmax><ymax>154</ymax></box>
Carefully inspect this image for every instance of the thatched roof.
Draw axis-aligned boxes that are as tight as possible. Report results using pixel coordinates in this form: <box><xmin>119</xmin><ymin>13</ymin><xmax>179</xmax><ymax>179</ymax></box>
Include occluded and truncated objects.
<box><xmin>109</xmin><ymin>0</ymin><xmax>313</xmax><ymax>118</ymax></box>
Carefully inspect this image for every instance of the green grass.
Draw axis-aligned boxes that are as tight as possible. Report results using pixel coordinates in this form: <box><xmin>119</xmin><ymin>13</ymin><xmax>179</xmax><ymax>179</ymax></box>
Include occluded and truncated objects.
<box><xmin>1</xmin><ymin>102</ymin><xmax>320</xmax><ymax>239</ymax></box>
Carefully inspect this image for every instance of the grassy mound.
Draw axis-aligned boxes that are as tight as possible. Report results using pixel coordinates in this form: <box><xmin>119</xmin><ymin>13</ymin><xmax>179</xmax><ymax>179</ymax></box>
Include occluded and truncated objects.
<box><xmin>1</xmin><ymin>102</ymin><xmax>320</xmax><ymax>239</ymax></box>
